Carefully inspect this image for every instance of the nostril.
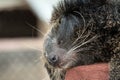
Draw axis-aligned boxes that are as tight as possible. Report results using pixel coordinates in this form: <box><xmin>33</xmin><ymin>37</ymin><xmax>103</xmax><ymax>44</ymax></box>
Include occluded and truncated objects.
<box><xmin>48</xmin><ymin>54</ymin><xmax>58</xmax><ymax>64</ymax></box>
<box><xmin>51</xmin><ymin>55</ymin><xmax>58</xmax><ymax>62</ymax></box>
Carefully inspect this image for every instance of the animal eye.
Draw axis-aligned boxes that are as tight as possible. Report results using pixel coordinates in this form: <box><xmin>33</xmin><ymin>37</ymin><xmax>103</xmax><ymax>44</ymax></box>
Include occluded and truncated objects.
<box><xmin>58</xmin><ymin>40</ymin><xmax>63</xmax><ymax>45</ymax></box>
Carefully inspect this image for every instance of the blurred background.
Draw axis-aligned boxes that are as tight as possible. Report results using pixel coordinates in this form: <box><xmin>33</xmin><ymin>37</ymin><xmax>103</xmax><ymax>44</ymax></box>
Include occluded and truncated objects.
<box><xmin>0</xmin><ymin>0</ymin><xmax>60</xmax><ymax>80</ymax></box>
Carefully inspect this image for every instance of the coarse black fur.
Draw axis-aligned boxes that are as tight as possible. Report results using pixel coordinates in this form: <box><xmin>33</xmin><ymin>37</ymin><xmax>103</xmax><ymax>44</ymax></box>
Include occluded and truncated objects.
<box><xmin>43</xmin><ymin>0</ymin><xmax>120</xmax><ymax>80</ymax></box>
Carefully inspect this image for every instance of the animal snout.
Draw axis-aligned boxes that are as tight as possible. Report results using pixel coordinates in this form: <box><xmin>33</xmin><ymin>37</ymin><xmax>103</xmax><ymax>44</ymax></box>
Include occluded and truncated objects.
<box><xmin>46</xmin><ymin>48</ymin><xmax>67</xmax><ymax>67</ymax></box>
<box><xmin>47</xmin><ymin>54</ymin><xmax>59</xmax><ymax>66</ymax></box>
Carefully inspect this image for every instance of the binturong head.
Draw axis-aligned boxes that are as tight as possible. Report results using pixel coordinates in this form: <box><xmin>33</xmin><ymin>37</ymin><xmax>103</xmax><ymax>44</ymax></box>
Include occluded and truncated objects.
<box><xmin>43</xmin><ymin>0</ymin><xmax>117</xmax><ymax>70</ymax></box>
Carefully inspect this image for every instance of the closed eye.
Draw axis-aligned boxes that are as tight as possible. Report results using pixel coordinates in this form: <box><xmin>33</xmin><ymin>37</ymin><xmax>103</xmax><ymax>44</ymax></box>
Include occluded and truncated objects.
<box><xmin>58</xmin><ymin>40</ymin><xmax>63</xmax><ymax>45</ymax></box>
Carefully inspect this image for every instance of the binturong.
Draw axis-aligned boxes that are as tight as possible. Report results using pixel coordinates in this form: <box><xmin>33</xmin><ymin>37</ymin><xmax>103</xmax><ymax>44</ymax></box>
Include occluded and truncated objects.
<box><xmin>43</xmin><ymin>0</ymin><xmax>120</xmax><ymax>80</ymax></box>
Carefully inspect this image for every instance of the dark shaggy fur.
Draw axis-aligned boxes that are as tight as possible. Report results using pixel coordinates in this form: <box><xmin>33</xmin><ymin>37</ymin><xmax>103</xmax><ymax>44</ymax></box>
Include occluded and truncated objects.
<box><xmin>43</xmin><ymin>0</ymin><xmax>120</xmax><ymax>80</ymax></box>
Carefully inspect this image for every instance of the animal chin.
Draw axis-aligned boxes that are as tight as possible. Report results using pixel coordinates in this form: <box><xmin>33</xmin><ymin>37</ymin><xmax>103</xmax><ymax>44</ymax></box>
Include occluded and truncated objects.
<box><xmin>58</xmin><ymin>53</ymin><xmax>77</xmax><ymax>69</ymax></box>
<box><xmin>56</xmin><ymin>61</ymin><xmax>73</xmax><ymax>70</ymax></box>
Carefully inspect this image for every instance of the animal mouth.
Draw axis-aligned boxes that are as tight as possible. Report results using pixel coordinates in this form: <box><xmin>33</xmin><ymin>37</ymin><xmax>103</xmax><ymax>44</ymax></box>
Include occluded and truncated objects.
<box><xmin>59</xmin><ymin>61</ymin><xmax>68</xmax><ymax>68</ymax></box>
<box><xmin>56</xmin><ymin>59</ymin><xmax>74</xmax><ymax>70</ymax></box>
<box><xmin>57</xmin><ymin>52</ymin><xmax>77</xmax><ymax>69</ymax></box>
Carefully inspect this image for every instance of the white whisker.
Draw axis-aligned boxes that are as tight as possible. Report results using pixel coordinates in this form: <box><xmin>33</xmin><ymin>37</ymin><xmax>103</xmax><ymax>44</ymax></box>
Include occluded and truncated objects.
<box><xmin>72</xmin><ymin>35</ymin><xmax>98</xmax><ymax>51</ymax></box>
<box><xmin>72</xmin><ymin>11</ymin><xmax>87</xmax><ymax>46</ymax></box>
<box><xmin>74</xmin><ymin>11</ymin><xmax>86</xmax><ymax>28</ymax></box>
<box><xmin>24</xmin><ymin>44</ymin><xmax>42</xmax><ymax>51</ymax></box>
<box><xmin>72</xmin><ymin>19</ymin><xmax>94</xmax><ymax>46</ymax></box>
<box><xmin>71</xmin><ymin>28</ymin><xmax>87</xmax><ymax>46</ymax></box>
<box><xmin>26</xmin><ymin>22</ymin><xmax>45</xmax><ymax>36</ymax></box>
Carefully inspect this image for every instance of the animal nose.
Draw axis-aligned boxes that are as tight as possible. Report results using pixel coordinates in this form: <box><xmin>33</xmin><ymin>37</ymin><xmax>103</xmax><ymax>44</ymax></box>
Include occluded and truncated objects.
<box><xmin>48</xmin><ymin>54</ymin><xmax>59</xmax><ymax>65</ymax></box>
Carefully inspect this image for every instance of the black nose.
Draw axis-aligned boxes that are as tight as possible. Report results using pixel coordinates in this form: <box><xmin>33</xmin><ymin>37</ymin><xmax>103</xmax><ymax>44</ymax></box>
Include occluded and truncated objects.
<box><xmin>48</xmin><ymin>54</ymin><xmax>59</xmax><ymax>65</ymax></box>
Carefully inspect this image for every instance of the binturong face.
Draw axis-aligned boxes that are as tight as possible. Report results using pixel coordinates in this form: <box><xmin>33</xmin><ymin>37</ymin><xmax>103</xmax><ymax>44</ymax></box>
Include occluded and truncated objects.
<box><xmin>43</xmin><ymin>13</ymin><xmax>101</xmax><ymax>70</ymax></box>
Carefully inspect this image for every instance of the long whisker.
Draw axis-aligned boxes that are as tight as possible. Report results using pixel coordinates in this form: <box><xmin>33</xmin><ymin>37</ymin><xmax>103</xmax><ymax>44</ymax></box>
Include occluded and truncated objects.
<box><xmin>75</xmin><ymin>46</ymin><xmax>95</xmax><ymax>53</ymax></box>
<box><xmin>71</xmin><ymin>28</ymin><xmax>87</xmax><ymax>46</ymax></box>
<box><xmin>72</xmin><ymin>19</ymin><xmax>95</xmax><ymax>47</ymax></box>
<box><xmin>26</xmin><ymin>22</ymin><xmax>45</xmax><ymax>36</ymax></box>
<box><xmin>74</xmin><ymin>48</ymin><xmax>89</xmax><ymax>53</ymax></box>
<box><xmin>74</xmin><ymin>11</ymin><xmax>86</xmax><ymax>28</ymax></box>
<box><xmin>24</xmin><ymin>44</ymin><xmax>42</xmax><ymax>51</ymax></box>
<box><xmin>72</xmin><ymin>22</ymin><xmax>95</xmax><ymax>52</ymax></box>
<box><xmin>81</xmin><ymin>31</ymin><xmax>91</xmax><ymax>43</ymax></box>
<box><xmin>72</xmin><ymin>11</ymin><xmax>87</xmax><ymax>46</ymax></box>
<box><xmin>72</xmin><ymin>35</ymin><xmax>98</xmax><ymax>51</ymax></box>
<box><xmin>79</xmin><ymin>25</ymin><xmax>94</xmax><ymax>44</ymax></box>
<box><xmin>71</xmin><ymin>32</ymin><xmax>91</xmax><ymax>52</ymax></box>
